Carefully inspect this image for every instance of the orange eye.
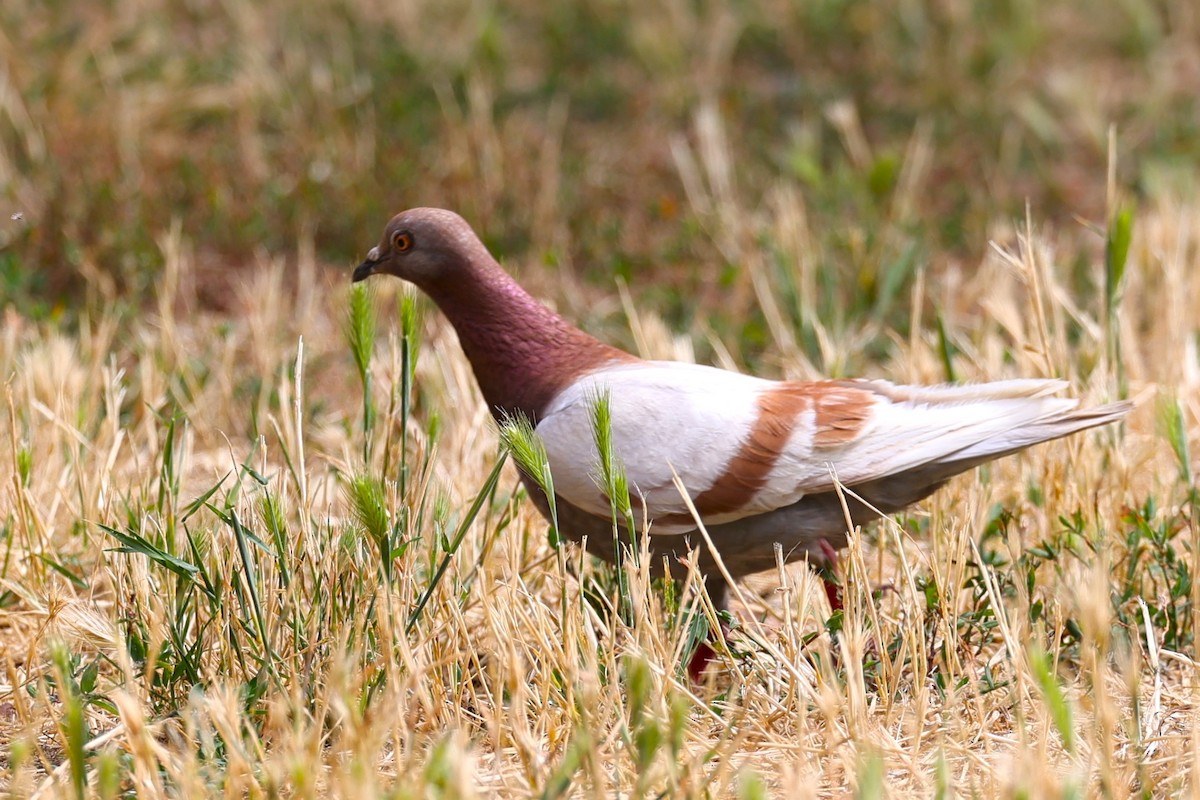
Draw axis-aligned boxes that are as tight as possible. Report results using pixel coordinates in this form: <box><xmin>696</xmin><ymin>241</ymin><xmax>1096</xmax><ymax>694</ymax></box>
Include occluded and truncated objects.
<box><xmin>392</xmin><ymin>230</ymin><xmax>413</xmax><ymax>252</ymax></box>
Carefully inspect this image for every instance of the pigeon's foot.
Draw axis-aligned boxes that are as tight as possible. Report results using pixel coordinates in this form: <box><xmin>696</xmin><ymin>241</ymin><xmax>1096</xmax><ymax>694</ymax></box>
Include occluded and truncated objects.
<box><xmin>686</xmin><ymin>640</ymin><xmax>719</xmax><ymax>683</ymax></box>
<box><xmin>686</xmin><ymin>596</ymin><xmax>732</xmax><ymax>683</ymax></box>
<box><xmin>816</xmin><ymin>538</ymin><xmax>843</xmax><ymax>612</ymax></box>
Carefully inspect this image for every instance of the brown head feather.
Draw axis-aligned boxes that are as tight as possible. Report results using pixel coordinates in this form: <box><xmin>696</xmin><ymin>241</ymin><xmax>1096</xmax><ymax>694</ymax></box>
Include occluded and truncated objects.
<box><xmin>355</xmin><ymin>208</ymin><xmax>634</xmax><ymax>422</ymax></box>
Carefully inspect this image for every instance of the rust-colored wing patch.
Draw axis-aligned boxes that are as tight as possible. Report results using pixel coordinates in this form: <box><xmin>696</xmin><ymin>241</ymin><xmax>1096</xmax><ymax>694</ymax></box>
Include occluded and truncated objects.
<box><xmin>806</xmin><ymin>382</ymin><xmax>874</xmax><ymax>446</ymax></box>
<box><xmin>655</xmin><ymin>381</ymin><xmax>874</xmax><ymax>527</ymax></box>
<box><xmin>686</xmin><ymin>384</ymin><xmax>808</xmax><ymax>516</ymax></box>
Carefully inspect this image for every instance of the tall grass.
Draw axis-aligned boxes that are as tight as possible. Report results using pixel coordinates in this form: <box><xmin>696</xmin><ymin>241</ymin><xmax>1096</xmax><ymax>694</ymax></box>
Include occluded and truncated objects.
<box><xmin>2</xmin><ymin>189</ymin><xmax>1196</xmax><ymax>795</ymax></box>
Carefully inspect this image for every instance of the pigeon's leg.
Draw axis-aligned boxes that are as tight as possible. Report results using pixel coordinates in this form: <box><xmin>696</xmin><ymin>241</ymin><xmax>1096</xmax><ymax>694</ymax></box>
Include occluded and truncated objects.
<box><xmin>686</xmin><ymin>576</ymin><xmax>730</xmax><ymax>682</ymax></box>
<box><xmin>815</xmin><ymin>539</ymin><xmax>843</xmax><ymax>612</ymax></box>
<box><xmin>685</xmin><ymin>631</ymin><xmax>726</xmax><ymax>682</ymax></box>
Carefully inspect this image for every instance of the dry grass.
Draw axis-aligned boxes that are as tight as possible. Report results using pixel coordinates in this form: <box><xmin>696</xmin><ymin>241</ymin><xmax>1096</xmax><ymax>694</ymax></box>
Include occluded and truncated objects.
<box><xmin>1</xmin><ymin>193</ymin><xmax>1197</xmax><ymax>796</ymax></box>
<box><xmin>3</xmin><ymin>0</ymin><xmax>1200</xmax><ymax>796</ymax></box>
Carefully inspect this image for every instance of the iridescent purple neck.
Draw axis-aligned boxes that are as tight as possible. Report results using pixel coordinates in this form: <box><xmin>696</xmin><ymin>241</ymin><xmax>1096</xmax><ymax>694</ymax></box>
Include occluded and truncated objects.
<box><xmin>420</xmin><ymin>257</ymin><xmax>632</xmax><ymax>423</ymax></box>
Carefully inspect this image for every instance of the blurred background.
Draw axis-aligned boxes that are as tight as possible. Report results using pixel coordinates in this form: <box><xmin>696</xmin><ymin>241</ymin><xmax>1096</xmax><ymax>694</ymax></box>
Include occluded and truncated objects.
<box><xmin>3</xmin><ymin>0</ymin><xmax>1196</xmax><ymax>352</ymax></box>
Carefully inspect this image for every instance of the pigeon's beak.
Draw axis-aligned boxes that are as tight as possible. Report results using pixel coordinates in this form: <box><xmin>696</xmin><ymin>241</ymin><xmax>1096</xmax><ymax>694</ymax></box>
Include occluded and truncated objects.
<box><xmin>352</xmin><ymin>246</ymin><xmax>381</xmax><ymax>282</ymax></box>
<box><xmin>352</xmin><ymin>259</ymin><xmax>376</xmax><ymax>282</ymax></box>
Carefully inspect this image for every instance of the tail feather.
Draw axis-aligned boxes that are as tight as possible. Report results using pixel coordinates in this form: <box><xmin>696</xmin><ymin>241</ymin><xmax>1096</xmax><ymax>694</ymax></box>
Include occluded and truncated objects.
<box><xmin>850</xmin><ymin>377</ymin><xmax>1072</xmax><ymax>404</ymax></box>
<box><xmin>844</xmin><ymin>398</ymin><xmax>1132</xmax><ymax>516</ymax></box>
<box><xmin>840</xmin><ymin>380</ymin><xmax>1131</xmax><ymax>488</ymax></box>
<box><xmin>944</xmin><ymin>400</ymin><xmax>1131</xmax><ymax>463</ymax></box>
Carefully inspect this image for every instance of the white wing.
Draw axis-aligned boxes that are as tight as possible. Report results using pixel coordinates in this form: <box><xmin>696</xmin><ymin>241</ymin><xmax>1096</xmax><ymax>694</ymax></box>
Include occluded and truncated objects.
<box><xmin>535</xmin><ymin>363</ymin><xmax>1124</xmax><ymax>534</ymax></box>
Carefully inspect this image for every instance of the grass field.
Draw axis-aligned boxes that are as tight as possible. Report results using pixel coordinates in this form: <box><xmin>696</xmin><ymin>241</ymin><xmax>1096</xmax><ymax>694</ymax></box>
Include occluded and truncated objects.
<box><xmin>2</xmin><ymin>0</ymin><xmax>1199</xmax><ymax>796</ymax></box>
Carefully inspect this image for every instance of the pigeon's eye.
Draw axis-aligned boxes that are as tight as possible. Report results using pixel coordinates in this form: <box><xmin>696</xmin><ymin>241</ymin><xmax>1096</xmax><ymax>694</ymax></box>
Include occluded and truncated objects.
<box><xmin>392</xmin><ymin>230</ymin><xmax>413</xmax><ymax>252</ymax></box>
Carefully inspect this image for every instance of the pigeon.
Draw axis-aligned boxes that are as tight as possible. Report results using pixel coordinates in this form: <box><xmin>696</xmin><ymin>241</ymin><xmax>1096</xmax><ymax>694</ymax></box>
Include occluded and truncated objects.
<box><xmin>353</xmin><ymin>207</ymin><xmax>1130</xmax><ymax>677</ymax></box>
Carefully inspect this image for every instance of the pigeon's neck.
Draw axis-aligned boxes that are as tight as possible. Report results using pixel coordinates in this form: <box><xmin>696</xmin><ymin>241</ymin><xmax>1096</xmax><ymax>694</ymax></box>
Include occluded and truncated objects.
<box><xmin>422</xmin><ymin>257</ymin><xmax>632</xmax><ymax>423</ymax></box>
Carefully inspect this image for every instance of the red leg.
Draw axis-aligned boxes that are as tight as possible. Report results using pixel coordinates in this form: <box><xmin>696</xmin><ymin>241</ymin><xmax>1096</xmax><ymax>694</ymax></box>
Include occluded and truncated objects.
<box><xmin>687</xmin><ymin>577</ymin><xmax>731</xmax><ymax>682</ymax></box>
<box><xmin>689</xmin><ymin>543</ymin><xmax>844</xmax><ymax>681</ymax></box>
<box><xmin>686</xmin><ymin>640</ymin><xmax>717</xmax><ymax>683</ymax></box>
<box><xmin>816</xmin><ymin>539</ymin><xmax>843</xmax><ymax>612</ymax></box>
<box><xmin>686</xmin><ymin>618</ymin><xmax>731</xmax><ymax>682</ymax></box>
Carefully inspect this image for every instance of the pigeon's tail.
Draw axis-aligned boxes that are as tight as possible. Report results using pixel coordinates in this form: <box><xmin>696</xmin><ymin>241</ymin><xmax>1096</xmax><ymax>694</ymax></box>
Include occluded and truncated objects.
<box><xmin>828</xmin><ymin>386</ymin><xmax>1131</xmax><ymax>520</ymax></box>
<box><xmin>943</xmin><ymin>398</ymin><xmax>1131</xmax><ymax>464</ymax></box>
<box><xmin>838</xmin><ymin>378</ymin><xmax>1132</xmax><ymax>489</ymax></box>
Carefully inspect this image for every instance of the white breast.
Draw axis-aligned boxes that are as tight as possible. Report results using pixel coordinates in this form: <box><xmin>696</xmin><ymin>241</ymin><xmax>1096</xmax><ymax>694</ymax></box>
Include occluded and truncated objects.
<box><xmin>536</xmin><ymin>361</ymin><xmax>768</xmax><ymax>532</ymax></box>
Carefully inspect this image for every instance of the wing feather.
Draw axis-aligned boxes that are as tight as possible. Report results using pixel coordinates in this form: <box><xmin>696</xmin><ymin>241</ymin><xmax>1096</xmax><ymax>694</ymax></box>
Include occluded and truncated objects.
<box><xmin>535</xmin><ymin>366</ymin><xmax>1124</xmax><ymax>534</ymax></box>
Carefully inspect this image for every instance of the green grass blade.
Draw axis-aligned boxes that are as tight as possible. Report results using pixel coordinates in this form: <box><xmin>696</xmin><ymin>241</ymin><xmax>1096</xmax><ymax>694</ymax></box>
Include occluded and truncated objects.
<box><xmin>406</xmin><ymin>450</ymin><xmax>508</xmax><ymax>634</ymax></box>
<box><xmin>226</xmin><ymin>507</ymin><xmax>278</xmax><ymax>681</ymax></box>
<box><xmin>934</xmin><ymin>309</ymin><xmax>957</xmax><ymax>383</ymax></box>
<box><xmin>36</xmin><ymin>554</ymin><xmax>88</xmax><ymax>589</ymax></box>
<box><xmin>181</xmin><ymin>472</ymin><xmax>230</xmax><ymax>523</ymax></box>
<box><xmin>1030</xmin><ymin>644</ymin><xmax>1075</xmax><ymax>753</ymax></box>
<box><xmin>1105</xmin><ymin>205</ymin><xmax>1133</xmax><ymax>314</ymax></box>
<box><xmin>50</xmin><ymin>643</ymin><xmax>88</xmax><ymax>800</ymax></box>
<box><xmin>498</xmin><ymin>411</ymin><xmax>560</xmax><ymax>547</ymax></box>
<box><xmin>539</xmin><ymin>731</ymin><xmax>591</xmax><ymax>800</ymax></box>
<box><xmin>347</xmin><ymin>473</ymin><xmax>393</xmax><ymax>579</ymax></box>
<box><xmin>855</xmin><ymin>749</ymin><xmax>885</xmax><ymax>800</ymax></box>
<box><xmin>589</xmin><ymin>390</ymin><xmax>634</xmax><ymax>537</ymax></box>
<box><xmin>97</xmin><ymin>523</ymin><xmax>199</xmax><ymax>578</ymax></box>
<box><xmin>346</xmin><ymin>283</ymin><xmax>379</xmax><ymax>460</ymax></box>
<box><xmin>1105</xmin><ymin>205</ymin><xmax>1133</xmax><ymax>396</ymax></box>
<box><xmin>399</xmin><ymin>294</ymin><xmax>420</xmax><ymax>483</ymax></box>
<box><xmin>346</xmin><ymin>282</ymin><xmax>378</xmax><ymax>381</ymax></box>
<box><xmin>1159</xmin><ymin>394</ymin><xmax>1193</xmax><ymax>486</ymax></box>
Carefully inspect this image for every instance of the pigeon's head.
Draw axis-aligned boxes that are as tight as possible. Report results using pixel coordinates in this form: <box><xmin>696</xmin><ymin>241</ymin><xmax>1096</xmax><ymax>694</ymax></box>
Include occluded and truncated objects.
<box><xmin>353</xmin><ymin>208</ymin><xmax>486</xmax><ymax>287</ymax></box>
